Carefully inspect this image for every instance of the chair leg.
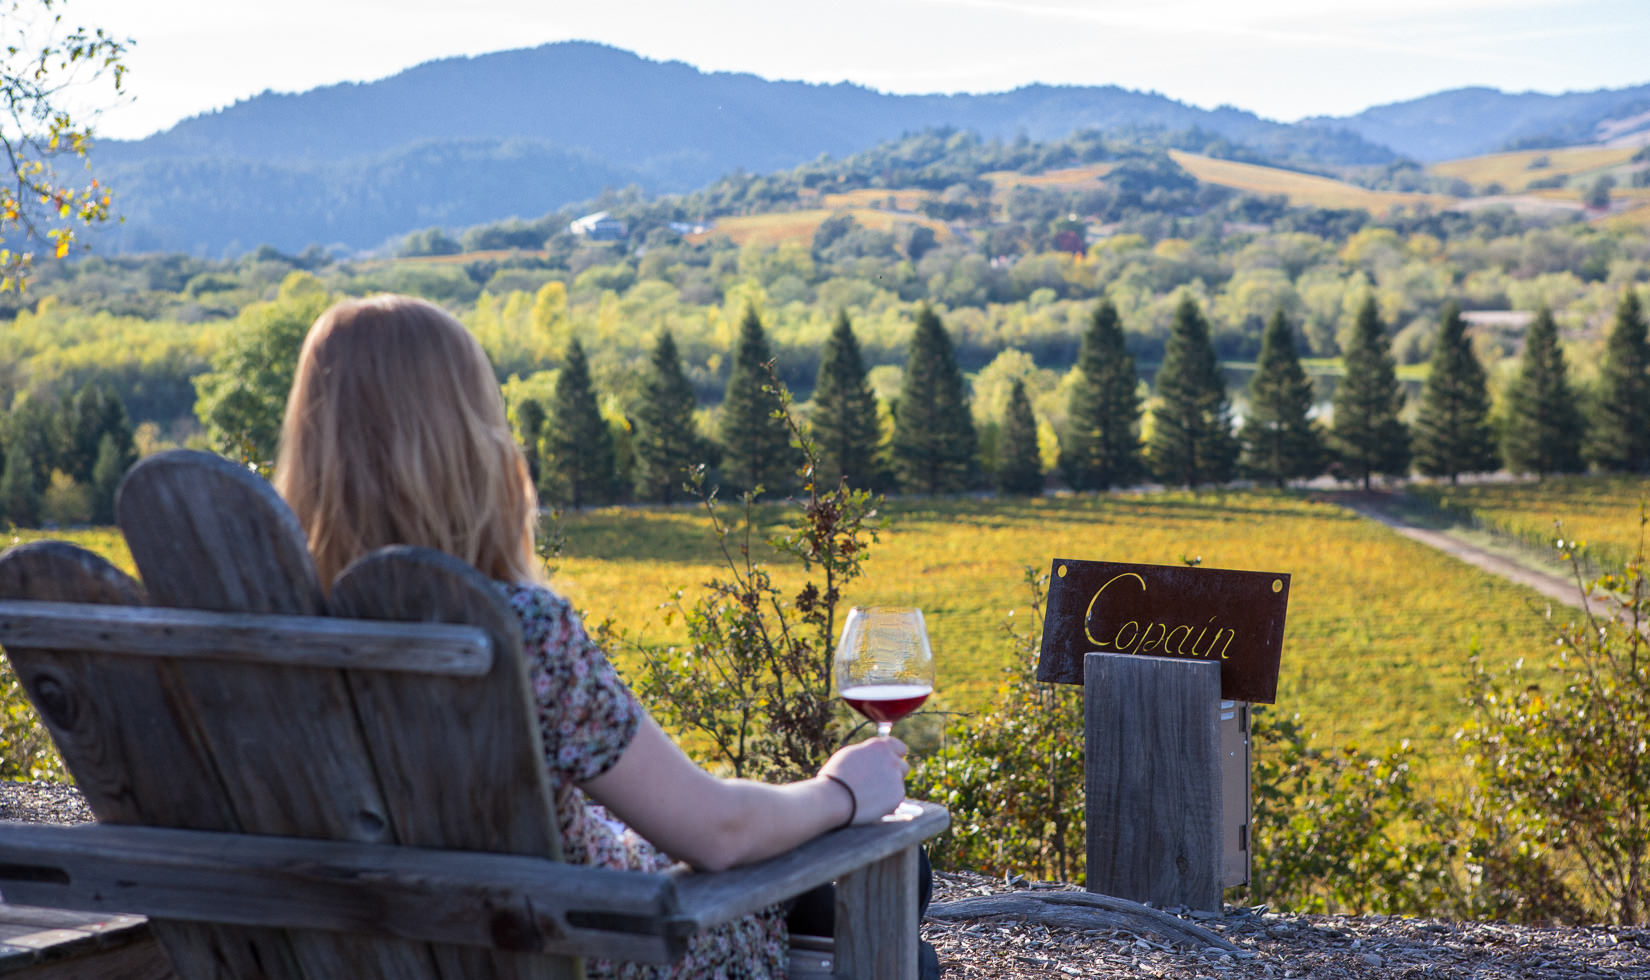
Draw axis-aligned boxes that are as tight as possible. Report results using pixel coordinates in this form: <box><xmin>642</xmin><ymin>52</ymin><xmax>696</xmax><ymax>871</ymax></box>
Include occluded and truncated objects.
<box><xmin>832</xmin><ymin>845</ymin><xmax>917</xmax><ymax>980</ymax></box>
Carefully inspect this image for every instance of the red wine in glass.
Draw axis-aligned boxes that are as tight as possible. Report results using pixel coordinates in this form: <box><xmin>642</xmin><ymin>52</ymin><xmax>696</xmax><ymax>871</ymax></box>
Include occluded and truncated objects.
<box><xmin>834</xmin><ymin>607</ymin><xmax>935</xmax><ymax>737</ymax></box>
<box><xmin>840</xmin><ymin>683</ymin><xmax>932</xmax><ymax>729</ymax></box>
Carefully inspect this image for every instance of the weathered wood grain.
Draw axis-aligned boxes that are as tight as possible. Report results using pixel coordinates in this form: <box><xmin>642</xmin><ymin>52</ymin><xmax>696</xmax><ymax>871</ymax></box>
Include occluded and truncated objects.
<box><xmin>834</xmin><ymin>846</ymin><xmax>918</xmax><ymax>980</ymax></box>
<box><xmin>0</xmin><ymin>906</ymin><xmax>174</xmax><ymax>979</ymax></box>
<box><xmin>0</xmin><ymin>541</ymin><xmax>273</xmax><ymax>978</ymax></box>
<box><xmin>671</xmin><ymin>802</ymin><xmax>948</xmax><ymax>929</ymax></box>
<box><xmin>0</xmin><ymin>823</ymin><xmax>683</xmax><ymax>963</ymax></box>
<box><xmin>0</xmin><ymin>601</ymin><xmax>492</xmax><ymax>675</ymax></box>
<box><xmin>1084</xmin><ymin>652</ymin><xmax>1224</xmax><ymax>912</ymax></box>
<box><xmin>328</xmin><ymin>546</ymin><xmax>574</xmax><ymax>979</ymax></box>
<box><xmin>115</xmin><ymin>450</ymin><xmax>434</xmax><ymax>977</ymax></box>
<box><xmin>925</xmin><ymin>893</ymin><xmax>1237</xmax><ymax>951</ymax></box>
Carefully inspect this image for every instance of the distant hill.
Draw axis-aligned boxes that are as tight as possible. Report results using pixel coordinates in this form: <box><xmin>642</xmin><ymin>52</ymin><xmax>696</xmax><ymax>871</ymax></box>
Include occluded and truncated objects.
<box><xmin>91</xmin><ymin>42</ymin><xmax>1393</xmax><ymax>256</ymax></box>
<box><xmin>1313</xmin><ymin>84</ymin><xmax>1650</xmax><ymax>162</ymax></box>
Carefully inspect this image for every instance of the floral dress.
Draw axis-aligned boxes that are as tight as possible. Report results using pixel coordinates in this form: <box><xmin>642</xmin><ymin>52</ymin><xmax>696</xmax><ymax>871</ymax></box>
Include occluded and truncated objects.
<box><xmin>499</xmin><ymin>582</ymin><xmax>788</xmax><ymax>980</ymax></box>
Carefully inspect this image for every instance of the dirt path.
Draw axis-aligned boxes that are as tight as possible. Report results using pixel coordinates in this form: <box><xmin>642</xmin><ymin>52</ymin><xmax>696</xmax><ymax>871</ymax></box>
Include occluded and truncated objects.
<box><xmin>1337</xmin><ymin>496</ymin><xmax>1590</xmax><ymax>611</ymax></box>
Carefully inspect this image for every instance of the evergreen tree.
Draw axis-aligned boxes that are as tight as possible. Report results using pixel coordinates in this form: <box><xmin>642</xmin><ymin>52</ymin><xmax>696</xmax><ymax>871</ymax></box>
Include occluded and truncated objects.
<box><xmin>996</xmin><ymin>379</ymin><xmax>1044</xmax><ymax>495</ymax></box>
<box><xmin>1585</xmin><ymin>290</ymin><xmax>1650</xmax><ymax>473</ymax></box>
<box><xmin>718</xmin><ymin>307</ymin><xmax>799</xmax><ymax>497</ymax></box>
<box><xmin>1501</xmin><ymin>307</ymin><xmax>1586</xmax><ymax>478</ymax></box>
<box><xmin>1240</xmin><ymin>310</ymin><xmax>1324</xmax><ymax>487</ymax></box>
<box><xmin>1148</xmin><ymin>293</ymin><xmax>1238</xmax><ymax>489</ymax></box>
<box><xmin>633</xmin><ymin>330</ymin><xmax>707</xmax><ymax>504</ymax></box>
<box><xmin>0</xmin><ymin>439</ymin><xmax>38</xmax><ymax>527</ymax></box>
<box><xmin>892</xmin><ymin>306</ymin><xmax>978</xmax><ymax>495</ymax></box>
<box><xmin>810</xmin><ymin>311</ymin><xmax>883</xmax><ymax>490</ymax></box>
<box><xmin>515</xmin><ymin>398</ymin><xmax>546</xmax><ymax>489</ymax></box>
<box><xmin>544</xmin><ymin>339</ymin><xmax>617</xmax><ymax>509</ymax></box>
<box><xmin>1058</xmin><ymin>300</ymin><xmax>1142</xmax><ymax>491</ymax></box>
<box><xmin>1414</xmin><ymin>302</ymin><xmax>1498</xmax><ymax>485</ymax></box>
<box><xmin>90</xmin><ymin>434</ymin><xmax>126</xmax><ymax>524</ymax></box>
<box><xmin>1330</xmin><ymin>296</ymin><xmax>1410</xmax><ymax>489</ymax></box>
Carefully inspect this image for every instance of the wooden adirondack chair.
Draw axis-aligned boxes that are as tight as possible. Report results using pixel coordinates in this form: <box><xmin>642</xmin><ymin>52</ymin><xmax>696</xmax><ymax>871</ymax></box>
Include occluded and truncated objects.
<box><xmin>0</xmin><ymin>450</ymin><xmax>947</xmax><ymax>979</ymax></box>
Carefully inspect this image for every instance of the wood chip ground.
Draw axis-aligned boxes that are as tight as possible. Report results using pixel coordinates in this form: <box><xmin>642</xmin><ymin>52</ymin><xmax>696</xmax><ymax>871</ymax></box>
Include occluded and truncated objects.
<box><xmin>5</xmin><ymin>783</ymin><xmax>1648</xmax><ymax>978</ymax></box>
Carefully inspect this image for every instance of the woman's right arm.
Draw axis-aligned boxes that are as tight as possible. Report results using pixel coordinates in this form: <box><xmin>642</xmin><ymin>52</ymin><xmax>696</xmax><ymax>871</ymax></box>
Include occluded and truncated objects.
<box><xmin>581</xmin><ymin>715</ymin><xmax>909</xmax><ymax>872</ymax></box>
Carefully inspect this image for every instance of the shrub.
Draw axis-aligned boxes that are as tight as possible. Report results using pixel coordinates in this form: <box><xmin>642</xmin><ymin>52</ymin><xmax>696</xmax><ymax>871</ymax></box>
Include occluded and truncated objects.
<box><xmin>1455</xmin><ymin>516</ymin><xmax>1650</xmax><ymax>925</ymax></box>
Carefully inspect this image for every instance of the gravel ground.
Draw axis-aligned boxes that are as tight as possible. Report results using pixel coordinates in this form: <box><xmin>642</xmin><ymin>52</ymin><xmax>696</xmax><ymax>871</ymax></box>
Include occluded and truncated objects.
<box><xmin>927</xmin><ymin>871</ymin><xmax>1650</xmax><ymax>979</ymax></box>
<box><xmin>5</xmin><ymin>782</ymin><xmax>1647</xmax><ymax>978</ymax></box>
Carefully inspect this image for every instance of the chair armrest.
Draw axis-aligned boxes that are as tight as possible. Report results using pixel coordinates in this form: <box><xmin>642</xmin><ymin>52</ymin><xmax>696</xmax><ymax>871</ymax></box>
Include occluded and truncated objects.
<box><xmin>669</xmin><ymin>800</ymin><xmax>948</xmax><ymax>930</ymax></box>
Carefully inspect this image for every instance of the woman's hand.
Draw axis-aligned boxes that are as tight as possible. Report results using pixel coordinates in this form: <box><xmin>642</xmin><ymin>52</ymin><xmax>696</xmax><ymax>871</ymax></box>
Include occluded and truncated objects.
<box><xmin>818</xmin><ymin>736</ymin><xmax>909</xmax><ymax>826</ymax></box>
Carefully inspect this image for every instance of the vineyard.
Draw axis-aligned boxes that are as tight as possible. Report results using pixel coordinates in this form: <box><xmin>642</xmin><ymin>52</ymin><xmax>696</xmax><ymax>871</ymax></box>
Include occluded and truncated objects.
<box><xmin>547</xmin><ymin>489</ymin><xmax>1560</xmax><ymax>782</ymax></box>
<box><xmin>6</xmin><ymin>489</ymin><xmax>1568</xmax><ymax>785</ymax></box>
<box><xmin>1409</xmin><ymin>475</ymin><xmax>1650</xmax><ymax>576</ymax></box>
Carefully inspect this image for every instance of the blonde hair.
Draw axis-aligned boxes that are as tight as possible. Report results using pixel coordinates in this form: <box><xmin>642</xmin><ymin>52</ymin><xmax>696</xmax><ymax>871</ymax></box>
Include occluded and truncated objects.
<box><xmin>274</xmin><ymin>295</ymin><xmax>539</xmax><ymax>586</ymax></box>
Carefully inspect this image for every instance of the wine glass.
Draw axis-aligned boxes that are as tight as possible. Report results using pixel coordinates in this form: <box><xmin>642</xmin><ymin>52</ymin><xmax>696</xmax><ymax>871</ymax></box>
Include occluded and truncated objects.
<box><xmin>834</xmin><ymin>606</ymin><xmax>935</xmax><ymax>738</ymax></box>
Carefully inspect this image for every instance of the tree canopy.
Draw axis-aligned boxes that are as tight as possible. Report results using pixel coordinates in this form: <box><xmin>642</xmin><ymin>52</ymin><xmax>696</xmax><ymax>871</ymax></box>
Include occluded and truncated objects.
<box><xmin>718</xmin><ymin>306</ymin><xmax>799</xmax><ymax>497</ymax></box>
<box><xmin>809</xmin><ymin>311</ymin><xmax>883</xmax><ymax>490</ymax></box>
<box><xmin>1148</xmin><ymin>293</ymin><xmax>1237</xmax><ymax>489</ymax></box>
<box><xmin>892</xmin><ymin>306</ymin><xmax>977</xmax><ymax>495</ymax></box>
<box><xmin>1</xmin><ymin>0</ymin><xmax>128</xmax><ymax>291</ymax></box>
<box><xmin>1586</xmin><ymin>291</ymin><xmax>1650</xmax><ymax>474</ymax></box>
<box><xmin>1059</xmin><ymin>300</ymin><xmax>1142</xmax><ymax>491</ymax></box>
<box><xmin>1501</xmin><ymin>307</ymin><xmax>1585</xmax><ymax>478</ymax></box>
<box><xmin>1240</xmin><ymin>309</ymin><xmax>1322</xmax><ymax>487</ymax></box>
<box><xmin>1329</xmin><ymin>295</ymin><xmax>1409</xmax><ymax>490</ymax></box>
<box><xmin>1413</xmin><ymin>303</ymin><xmax>1497</xmax><ymax>485</ymax></box>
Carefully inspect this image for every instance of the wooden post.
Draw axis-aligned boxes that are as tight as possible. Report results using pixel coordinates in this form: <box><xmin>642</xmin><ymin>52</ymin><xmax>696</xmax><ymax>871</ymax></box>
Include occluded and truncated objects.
<box><xmin>833</xmin><ymin>845</ymin><xmax>918</xmax><ymax>980</ymax></box>
<box><xmin>1084</xmin><ymin>653</ymin><xmax>1223</xmax><ymax>912</ymax></box>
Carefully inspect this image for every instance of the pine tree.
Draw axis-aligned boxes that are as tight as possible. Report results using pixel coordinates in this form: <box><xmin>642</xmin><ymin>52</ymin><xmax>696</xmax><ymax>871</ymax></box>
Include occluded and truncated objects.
<box><xmin>1240</xmin><ymin>310</ymin><xmax>1324</xmax><ymax>487</ymax></box>
<box><xmin>810</xmin><ymin>311</ymin><xmax>884</xmax><ymax>490</ymax></box>
<box><xmin>892</xmin><ymin>306</ymin><xmax>978</xmax><ymax>495</ymax></box>
<box><xmin>1330</xmin><ymin>296</ymin><xmax>1410</xmax><ymax>490</ymax></box>
<box><xmin>90</xmin><ymin>433</ymin><xmax>125</xmax><ymax>524</ymax></box>
<box><xmin>1501</xmin><ymin>307</ymin><xmax>1586</xmax><ymax>478</ymax></box>
<box><xmin>544</xmin><ymin>338</ymin><xmax>617</xmax><ymax>509</ymax></box>
<box><xmin>719</xmin><ymin>307</ymin><xmax>799</xmax><ymax>497</ymax></box>
<box><xmin>633</xmin><ymin>330</ymin><xmax>707</xmax><ymax>504</ymax></box>
<box><xmin>0</xmin><ymin>439</ymin><xmax>38</xmax><ymax>527</ymax></box>
<box><xmin>1148</xmin><ymin>293</ymin><xmax>1238</xmax><ymax>489</ymax></box>
<box><xmin>996</xmin><ymin>379</ymin><xmax>1044</xmax><ymax>495</ymax></box>
<box><xmin>1585</xmin><ymin>290</ymin><xmax>1650</xmax><ymax>473</ymax></box>
<box><xmin>515</xmin><ymin>398</ymin><xmax>547</xmax><ymax>489</ymax></box>
<box><xmin>1059</xmin><ymin>300</ymin><xmax>1142</xmax><ymax>491</ymax></box>
<box><xmin>1414</xmin><ymin>302</ymin><xmax>1498</xmax><ymax>485</ymax></box>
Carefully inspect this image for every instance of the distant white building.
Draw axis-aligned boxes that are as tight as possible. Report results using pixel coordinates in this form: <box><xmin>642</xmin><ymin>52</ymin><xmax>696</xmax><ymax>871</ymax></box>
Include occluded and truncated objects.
<box><xmin>569</xmin><ymin>211</ymin><xmax>628</xmax><ymax>241</ymax></box>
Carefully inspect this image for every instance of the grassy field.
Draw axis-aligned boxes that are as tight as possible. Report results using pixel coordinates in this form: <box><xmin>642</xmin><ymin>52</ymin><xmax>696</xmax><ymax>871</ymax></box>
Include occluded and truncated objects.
<box><xmin>1429</xmin><ymin>145</ymin><xmax>1638</xmax><ymax>193</ymax></box>
<box><xmin>1408</xmin><ymin>476</ymin><xmax>1650</xmax><ymax>576</ymax></box>
<box><xmin>981</xmin><ymin>163</ymin><xmax>1116</xmax><ymax>194</ymax></box>
<box><xmin>687</xmin><ymin>207</ymin><xmax>951</xmax><ymax>247</ymax></box>
<box><xmin>548</xmin><ymin>491</ymin><xmax>1559</xmax><ymax>781</ymax></box>
<box><xmin>1168</xmin><ymin>151</ymin><xmax>1453</xmax><ymax>213</ymax></box>
<box><xmin>10</xmin><ymin>491</ymin><xmax>1575</xmax><ymax>783</ymax></box>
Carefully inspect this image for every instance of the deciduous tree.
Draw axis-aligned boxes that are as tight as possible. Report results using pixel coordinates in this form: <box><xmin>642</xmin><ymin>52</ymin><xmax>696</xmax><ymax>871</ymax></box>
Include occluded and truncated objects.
<box><xmin>1414</xmin><ymin>303</ymin><xmax>1497</xmax><ymax>485</ymax></box>
<box><xmin>1059</xmin><ymin>300</ymin><xmax>1142</xmax><ymax>491</ymax></box>
<box><xmin>1241</xmin><ymin>309</ymin><xmax>1323</xmax><ymax>487</ymax></box>
<box><xmin>1501</xmin><ymin>307</ymin><xmax>1585</xmax><ymax>478</ymax></box>
<box><xmin>893</xmin><ymin>305</ymin><xmax>977</xmax><ymax>495</ymax></box>
<box><xmin>633</xmin><ymin>329</ymin><xmax>707</xmax><ymax>504</ymax></box>
<box><xmin>1330</xmin><ymin>296</ymin><xmax>1410</xmax><ymax>489</ymax></box>
<box><xmin>1586</xmin><ymin>291</ymin><xmax>1650</xmax><ymax>473</ymax></box>
<box><xmin>809</xmin><ymin>311</ymin><xmax>883</xmax><ymax>490</ymax></box>
<box><xmin>1148</xmin><ymin>293</ymin><xmax>1237</xmax><ymax>489</ymax></box>
<box><xmin>1</xmin><ymin>0</ymin><xmax>128</xmax><ymax>291</ymax></box>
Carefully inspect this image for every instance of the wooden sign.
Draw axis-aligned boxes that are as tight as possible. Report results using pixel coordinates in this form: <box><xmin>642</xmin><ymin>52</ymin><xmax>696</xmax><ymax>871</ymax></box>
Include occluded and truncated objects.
<box><xmin>1038</xmin><ymin>558</ymin><xmax>1289</xmax><ymax>703</ymax></box>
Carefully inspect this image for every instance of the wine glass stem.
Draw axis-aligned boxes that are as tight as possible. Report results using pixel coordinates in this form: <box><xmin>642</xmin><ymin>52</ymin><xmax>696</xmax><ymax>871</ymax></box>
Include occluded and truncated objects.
<box><xmin>876</xmin><ymin>722</ymin><xmax>893</xmax><ymax>737</ymax></box>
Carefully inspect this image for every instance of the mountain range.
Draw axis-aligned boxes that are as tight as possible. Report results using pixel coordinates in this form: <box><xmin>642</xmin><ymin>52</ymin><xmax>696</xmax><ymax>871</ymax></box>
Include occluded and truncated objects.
<box><xmin>91</xmin><ymin>41</ymin><xmax>1650</xmax><ymax>257</ymax></box>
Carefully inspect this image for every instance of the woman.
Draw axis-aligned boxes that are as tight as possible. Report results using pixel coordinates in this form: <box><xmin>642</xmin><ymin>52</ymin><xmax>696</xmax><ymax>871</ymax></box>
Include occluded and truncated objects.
<box><xmin>272</xmin><ymin>294</ymin><xmax>912</xmax><ymax>978</ymax></box>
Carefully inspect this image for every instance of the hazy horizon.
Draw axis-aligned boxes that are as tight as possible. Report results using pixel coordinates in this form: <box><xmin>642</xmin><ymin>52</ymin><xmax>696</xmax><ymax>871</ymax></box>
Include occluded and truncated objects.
<box><xmin>61</xmin><ymin>0</ymin><xmax>1650</xmax><ymax>142</ymax></box>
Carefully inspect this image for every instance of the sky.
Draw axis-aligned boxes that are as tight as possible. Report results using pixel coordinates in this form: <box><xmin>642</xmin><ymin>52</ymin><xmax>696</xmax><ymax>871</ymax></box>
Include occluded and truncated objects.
<box><xmin>48</xmin><ymin>0</ymin><xmax>1650</xmax><ymax>141</ymax></box>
